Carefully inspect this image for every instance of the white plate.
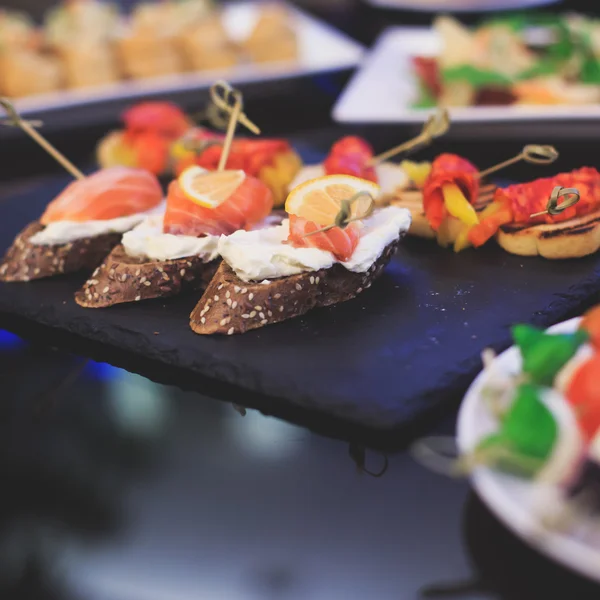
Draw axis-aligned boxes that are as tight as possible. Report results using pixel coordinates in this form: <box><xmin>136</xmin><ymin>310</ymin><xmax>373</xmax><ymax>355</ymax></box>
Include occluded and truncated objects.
<box><xmin>363</xmin><ymin>0</ymin><xmax>560</xmax><ymax>12</ymax></box>
<box><xmin>10</xmin><ymin>2</ymin><xmax>364</xmax><ymax>118</ymax></box>
<box><xmin>457</xmin><ymin>317</ymin><xmax>600</xmax><ymax>583</ymax></box>
<box><xmin>332</xmin><ymin>27</ymin><xmax>600</xmax><ymax>135</ymax></box>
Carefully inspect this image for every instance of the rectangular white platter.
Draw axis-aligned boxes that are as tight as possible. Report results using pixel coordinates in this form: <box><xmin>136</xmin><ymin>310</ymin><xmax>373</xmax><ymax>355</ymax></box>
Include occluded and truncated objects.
<box><xmin>332</xmin><ymin>27</ymin><xmax>600</xmax><ymax>138</ymax></box>
<box><xmin>9</xmin><ymin>2</ymin><xmax>364</xmax><ymax>118</ymax></box>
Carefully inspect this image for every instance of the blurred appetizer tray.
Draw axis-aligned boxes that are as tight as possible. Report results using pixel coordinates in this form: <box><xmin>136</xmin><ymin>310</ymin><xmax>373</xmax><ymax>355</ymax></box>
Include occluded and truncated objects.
<box><xmin>458</xmin><ymin>317</ymin><xmax>600</xmax><ymax>584</ymax></box>
<box><xmin>1</xmin><ymin>170</ymin><xmax>600</xmax><ymax>450</ymax></box>
<box><xmin>362</xmin><ymin>0</ymin><xmax>559</xmax><ymax>12</ymax></box>
<box><xmin>333</xmin><ymin>27</ymin><xmax>600</xmax><ymax>138</ymax></box>
<box><xmin>10</xmin><ymin>3</ymin><xmax>364</xmax><ymax>119</ymax></box>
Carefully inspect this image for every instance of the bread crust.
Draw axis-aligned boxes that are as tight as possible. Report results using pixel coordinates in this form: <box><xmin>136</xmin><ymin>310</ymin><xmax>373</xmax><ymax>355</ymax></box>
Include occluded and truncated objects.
<box><xmin>75</xmin><ymin>244</ymin><xmax>219</xmax><ymax>308</ymax></box>
<box><xmin>497</xmin><ymin>212</ymin><xmax>600</xmax><ymax>259</ymax></box>
<box><xmin>0</xmin><ymin>221</ymin><xmax>121</xmax><ymax>282</ymax></box>
<box><xmin>389</xmin><ymin>184</ymin><xmax>600</xmax><ymax>259</ymax></box>
<box><xmin>190</xmin><ymin>238</ymin><xmax>402</xmax><ymax>335</ymax></box>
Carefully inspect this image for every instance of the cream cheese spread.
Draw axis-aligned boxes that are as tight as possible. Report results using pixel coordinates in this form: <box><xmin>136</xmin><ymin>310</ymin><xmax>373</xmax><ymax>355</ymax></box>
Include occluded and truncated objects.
<box><xmin>218</xmin><ymin>206</ymin><xmax>412</xmax><ymax>282</ymax></box>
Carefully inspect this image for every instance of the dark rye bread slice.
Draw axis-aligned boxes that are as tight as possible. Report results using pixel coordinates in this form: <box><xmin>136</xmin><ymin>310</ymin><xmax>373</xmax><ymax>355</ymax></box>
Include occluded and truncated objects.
<box><xmin>496</xmin><ymin>211</ymin><xmax>600</xmax><ymax>259</ymax></box>
<box><xmin>190</xmin><ymin>238</ymin><xmax>402</xmax><ymax>336</ymax></box>
<box><xmin>0</xmin><ymin>220</ymin><xmax>121</xmax><ymax>282</ymax></box>
<box><xmin>75</xmin><ymin>244</ymin><xmax>219</xmax><ymax>308</ymax></box>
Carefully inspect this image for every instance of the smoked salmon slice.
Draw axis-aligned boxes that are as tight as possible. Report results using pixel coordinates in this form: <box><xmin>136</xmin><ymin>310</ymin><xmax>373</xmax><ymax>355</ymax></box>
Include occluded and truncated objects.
<box><xmin>163</xmin><ymin>174</ymin><xmax>274</xmax><ymax>237</ymax></box>
<box><xmin>40</xmin><ymin>167</ymin><xmax>163</xmax><ymax>225</ymax></box>
<box><xmin>288</xmin><ymin>214</ymin><xmax>360</xmax><ymax>262</ymax></box>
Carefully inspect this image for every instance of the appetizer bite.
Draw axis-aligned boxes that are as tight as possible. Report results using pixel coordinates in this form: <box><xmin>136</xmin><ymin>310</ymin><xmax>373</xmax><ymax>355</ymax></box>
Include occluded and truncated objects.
<box><xmin>97</xmin><ymin>102</ymin><xmax>193</xmax><ymax>177</ymax></box>
<box><xmin>173</xmin><ymin>131</ymin><xmax>302</xmax><ymax>207</ymax></box>
<box><xmin>288</xmin><ymin>136</ymin><xmax>408</xmax><ymax>202</ymax></box>
<box><xmin>116</xmin><ymin>1</ymin><xmax>188</xmax><ymax>79</ymax></box>
<box><xmin>289</xmin><ymin>109</ymin><xmax>450</xmax><ymax>205</ymax></box>
<box><xmin>0</xmin><ymin>9</ymin><xmax>63</xmax><ymax>98</ymax></box>
<box><xmin>388</xmin><ymin>145</ymin><xmax>598</xmax><ymax>258</ymax></box>
<box><xmin>0</xmin><ymin>99</ymin><xmax>163</xmax><ymax>282</ymax></box>
<box><xmin>44</xmin><ymin>0</ymin><xmax>120</xmax><ymax>89</ymax></box>
<box><xmin>0</xmin><ymin>167</ymin><xmax>163</xmax><ymax>282</ymax></box>
<box><xmin>179</xmin><ymin>14</ymin><xmax>240</xmax><ymax>72</ymax></box>
<box><xmin>189</xmin><ymin>173</ymin><xmax>412</xmax><ymax>335</ymax></box>
<box><xmin>241</xmin><ymin>4</ymin><xmax>298</xmax><ymax>64</ymax></box>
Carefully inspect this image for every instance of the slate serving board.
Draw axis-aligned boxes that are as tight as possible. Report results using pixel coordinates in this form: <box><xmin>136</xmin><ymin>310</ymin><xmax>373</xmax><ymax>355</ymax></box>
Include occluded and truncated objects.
<box><xmin>1</xmin><ymin>171</ymin><xmax>600</xmax><ymax>451</ymax></box>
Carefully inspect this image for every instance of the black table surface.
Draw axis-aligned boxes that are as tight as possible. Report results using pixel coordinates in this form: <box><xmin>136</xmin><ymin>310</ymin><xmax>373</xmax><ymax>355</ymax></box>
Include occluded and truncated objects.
<box><xmin>2</xmin><ymin>0</ymin><xmax>600</xmax><ymax>598</ymax></box>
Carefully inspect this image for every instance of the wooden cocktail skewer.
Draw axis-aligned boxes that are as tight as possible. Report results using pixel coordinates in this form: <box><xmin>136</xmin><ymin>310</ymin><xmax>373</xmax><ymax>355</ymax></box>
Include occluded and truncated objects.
<box><xmin>368</xmin><ymin>108</ymin><xmax>450</xmax><ymax>166</ymax></box>
<box><xmin>0</xmin><ymin>97</ymin><xmax>86</xmax><ymax>181</ymax></box>
<box><xmin>476</xmin><ymin>145</ymin><xmax>558</xmax><ymax>180</ymax></box>
<box><xmin>530</xmin><ymin>185</ymin><xmax>580</xmax><ymax>218</ymax></box>
<box><xmin>208</xmin><ymin>80</ymin><xmax>260</xmax><ymax>171</ymax></box>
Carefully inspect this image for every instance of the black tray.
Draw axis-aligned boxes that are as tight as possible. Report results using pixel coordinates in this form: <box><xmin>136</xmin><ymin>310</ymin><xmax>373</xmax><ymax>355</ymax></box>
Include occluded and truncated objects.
<box><xmin>1</xmin><ymin>171</ymin><xmax>599</xmax><ymax>452</ymax></box>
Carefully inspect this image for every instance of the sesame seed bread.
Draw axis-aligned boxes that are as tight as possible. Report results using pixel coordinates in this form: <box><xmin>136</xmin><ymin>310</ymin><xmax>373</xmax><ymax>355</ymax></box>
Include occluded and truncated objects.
<box><xmin>75</xmin><ymin>244</ymin><xmax>219</xmax><ymax>308</ymax></box>
<box><xmin>189</xmin><ymin>238</ymin><xmax>402</xmax><ymax>336</ymax></box>
<box><xmin>0</xmin><ymin>221</ymin><xmax>122</xmax><ymax>282</ymax></box>
<box><xmin>496</xmin><ymin>212</ymin><xmax>600</xmax><ymax>259</ymax></box>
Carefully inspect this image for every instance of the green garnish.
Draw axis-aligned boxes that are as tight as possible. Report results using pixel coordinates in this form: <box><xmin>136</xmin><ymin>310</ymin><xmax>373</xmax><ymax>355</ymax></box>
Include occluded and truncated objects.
<box><xmin>477</xmin><ymin>383</ymin><xmax>557</xmax><ymax>478</ymax></box>
<box><xmin>413</xmin><ymin>84</ymin><xmax>437</xmax><ymax>109</ymax></box>
<box><xmin>511</xmin><ymin>323</ymin><xmax>588</xmax><ymax>386</ymax></box>
<box><xmin>442</xmin><ymin>65</ymin><xmax>513</xmax><ymax>88</ymax></box>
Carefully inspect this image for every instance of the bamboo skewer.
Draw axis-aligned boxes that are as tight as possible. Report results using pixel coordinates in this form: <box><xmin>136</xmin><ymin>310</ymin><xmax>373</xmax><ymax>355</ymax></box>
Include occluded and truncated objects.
<box><xmin>0</xmin><ymin>97</ymin><xmax>86</xmax><ymax>181</ymax></box>
<box><xmin>368</xmin><ymin>108</ymin><xmax>450</xmax><ymax>166</ymax></box>
<box><xmin>477</xmin><ymin>144</ymin><xmax>558</xmax><ymax>180</ymax></box>
<box><xmin>208</xmin><ymin>81</ymin><xmax>260</xmax><ymax>172</ymax></box>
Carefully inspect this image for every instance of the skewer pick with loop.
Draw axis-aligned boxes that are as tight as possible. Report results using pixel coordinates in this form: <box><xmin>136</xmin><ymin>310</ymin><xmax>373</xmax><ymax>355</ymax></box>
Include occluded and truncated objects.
<box><xmin>368</xmin><ymin>108</ymin><xmax>451</xmax><ymax>166</ymax></box>
<box><xmin>530</xmin><ymin>185</ymin><xmax>580</xmax><ymax>218</ymax></box>
<box><xmin>476</xmin><ymin>144</ymin><xmax>558</xmax><ymax>179</ymax></box>
<box><xmin>0</xmin><ymin>97</ymin><xmax>85</xmax><ymax>181</ymax></box>
<box><xmin>209</xmin><ymin>80</ymin><xmax>260</xmax><ymax>171</ymax></box>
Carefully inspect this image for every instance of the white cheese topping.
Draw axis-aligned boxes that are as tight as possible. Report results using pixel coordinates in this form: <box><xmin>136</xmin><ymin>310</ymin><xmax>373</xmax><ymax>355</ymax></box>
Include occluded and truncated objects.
<box><xmin>288</xmin><ymin>163</ymin><xmax>408</xmax><ymax>195</ymax></box>
<box><xmin>30</xmin><ymin>201</ymin><xmax>166</xmax><ymax>246</ymax></box>
<box><xmin>122</xmin><ymin>214</ymin><xmax>220</xmax><ymax>262</ymax></box>
<box><xmin>218</xmin><ymin>206</ymin><xmax>411</xmax><ymax>282</ymax></box>
<box><xmin>122</xmin><ymin>212</ymin><xmax>285</xmax><ymax>262</ymax></box>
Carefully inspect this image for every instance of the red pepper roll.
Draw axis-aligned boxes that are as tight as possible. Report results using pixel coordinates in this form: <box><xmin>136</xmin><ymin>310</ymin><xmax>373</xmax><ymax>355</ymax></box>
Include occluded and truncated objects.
<box><xmin>323</xmin><ymin>136</ymin><xmax>377</xmax><ymax>183</ymax></box>
<box><xmin>422</xmin><ymin>153</ymin><xmax>479</xmax><ymax>231</ymax></box>
<box><xmin>468</xmin><ymin>167</ymin><xmax>600</xmax><ymax>247</ymax></box>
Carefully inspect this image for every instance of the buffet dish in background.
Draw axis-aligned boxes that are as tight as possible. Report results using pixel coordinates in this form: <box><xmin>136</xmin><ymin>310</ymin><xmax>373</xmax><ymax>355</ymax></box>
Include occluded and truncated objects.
<box><xmin>0</xmin><ymin>0</ymin><xmax>298</xmax><ymax>99</ymax></box>
<box><xmin>333</xmin><ymin>12</ymin><xmax>600</xmax><ymax>129</ymax></box>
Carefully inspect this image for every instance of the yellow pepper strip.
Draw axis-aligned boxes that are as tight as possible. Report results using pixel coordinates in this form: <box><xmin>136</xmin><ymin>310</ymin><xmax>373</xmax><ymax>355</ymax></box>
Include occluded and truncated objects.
<box><xmin>441</xmin><ymin>183</ymin><xmax>479</xmax><ymax>227</ymax></box>
<box><xmin>436</xmin><ymin>218</ymin><xmax>453</xmax><ymax>248</ymax></box>
<box><xmin>453</xmin><ymin>225</ymin><xmax>472</xmax><ymax>252</ymax></box>
<box><xmin>400</xmin><ymin>160</ymin><xmax>431</xmax><ymax>188</ymax></box>
<box><xmin>260</xmin><ymin>150</ymin><xmax>303</xmax><ymax>207</ymax></box>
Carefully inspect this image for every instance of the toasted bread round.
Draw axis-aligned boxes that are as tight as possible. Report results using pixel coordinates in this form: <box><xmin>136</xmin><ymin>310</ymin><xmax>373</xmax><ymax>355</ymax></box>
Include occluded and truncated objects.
<box><xmin>388</xmin><ymin>184</ymin><xmax>497</xmax><ymax>242</ymax></box>
<box><xmin>496</xmin><ymin>211</ymin><xmax>600</xmax><ymax>259</ymax></box>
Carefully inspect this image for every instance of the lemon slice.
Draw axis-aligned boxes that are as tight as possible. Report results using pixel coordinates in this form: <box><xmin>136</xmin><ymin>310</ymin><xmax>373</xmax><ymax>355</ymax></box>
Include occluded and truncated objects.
<box><xmin>285</xmin><ymin>174</ymin><xmax>380</xmax><ymax>226</ymax></box>
<box><xmin>178</xmin><ymin>166</ymin><xmax>245</xmax><ymax>209</ymax></box>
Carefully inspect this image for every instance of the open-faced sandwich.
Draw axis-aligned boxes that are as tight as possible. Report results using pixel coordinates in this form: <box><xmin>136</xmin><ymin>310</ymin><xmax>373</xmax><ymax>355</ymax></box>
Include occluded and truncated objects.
<box><xmin>75</xmin><ymin>166</ymin><xmax>278</xmax><ymax>307</ymax></box>
<box><xmin>189</xmin><ymin>173</ymin><xmax>412</xmax><ymax>335</ymax></box>
<box><xmin>0</xmin><ymin>167</ymin><xmax>163</xmax><ymax>282</ymax></box>
<box><xmin>388</xmin><ymin>148</ymin><xmax>599</xmax><ymax>259</ymax></box>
